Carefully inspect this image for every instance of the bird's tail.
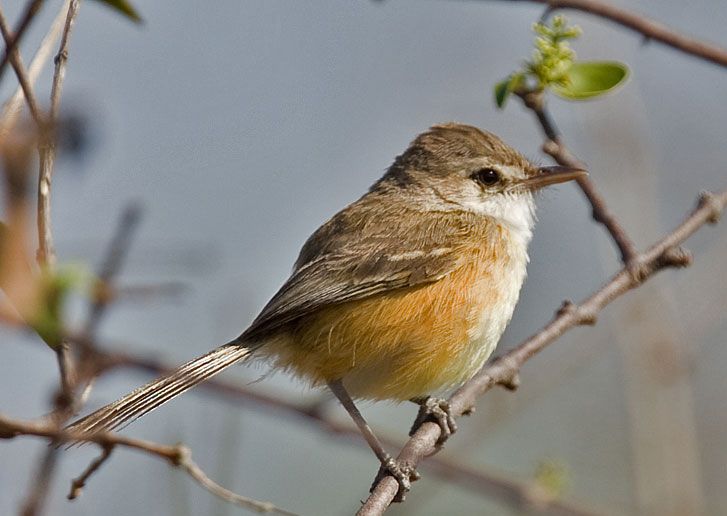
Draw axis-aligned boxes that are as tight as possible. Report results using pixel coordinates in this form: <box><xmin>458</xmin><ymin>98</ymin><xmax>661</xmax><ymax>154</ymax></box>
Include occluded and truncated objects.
<box><xmin>68</xmin><ymin>341</ymin><xmax>255</xmax><ymax>435</ymax></box>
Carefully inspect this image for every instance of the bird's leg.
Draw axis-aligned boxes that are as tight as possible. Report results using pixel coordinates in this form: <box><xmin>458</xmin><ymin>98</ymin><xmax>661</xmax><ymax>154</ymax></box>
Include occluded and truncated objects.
<box><xmin>409</xmin><ymin>396</ymin><xmax>457</xmax><ymax>446</ymax></box>
<box><xmin>327</xmin><ymin>380</ymin><xmax>420</xmax><ymax>498</ymax></box>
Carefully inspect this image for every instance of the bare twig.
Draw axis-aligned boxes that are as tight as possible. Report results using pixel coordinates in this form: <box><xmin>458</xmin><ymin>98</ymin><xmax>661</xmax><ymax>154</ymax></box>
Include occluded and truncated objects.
<box><xmin>67</xmin><ymin>444</ymin><xmax>113</xmax><ymax>500</ymax></box>
<box><xmin>477</xmin><ymin>0</ymin><xmax>727</xmax><ymax>68</ymax></box>
<box><xmin>37</xmin><ymin>0</ymin><xmax>81</xmax><ymax>267</ymax></box>
<box><xmin>360</xmin><ymin>188</ymin><xmax>727</xmax><ymax>514</ymax></box>
<box><xmin>519</xmin><ymin>91</ymin><xmax>639</xmax><ymax>267</ymax></box>
<box><xmin>0</xmin><ymin>0</ymin><xmax>45</xmax><ymax>83</ymax></box>
<box><xmin>18</xmin><ymin>446</ymin><xmax>59</xmax><ymax>516</ymax></box>
<box><xmin>0</xmin><ymin>413</ymin><xmax>295</xmax><ymax>515</ymax></box>
<box><xmin>176</xmin><ymin>447</ymin><xmax>296</xmax><ymax>516</ymax></box>
<box><xmin>87</xmin><ymin>349</ymin><xmax>599</xmax><ymax>516</ymax></box>
<box><xmin>86</xmin><ymin>202</ymin><xmax>143</xmax><ymax>336</ymax></box>
<box><xmin>35</xmin><ymin>0</ymin><xmax>82</xmax><ymax>423</ymax></box>
<box><xmin>0</xmin><ymin>0</ymin><xmax>69</xmax><ymax>140</ymax></box>
<box><xmin>0</xmin><ymin>7</ymin><xmax>45</xmax><ymax>129</ymax></box>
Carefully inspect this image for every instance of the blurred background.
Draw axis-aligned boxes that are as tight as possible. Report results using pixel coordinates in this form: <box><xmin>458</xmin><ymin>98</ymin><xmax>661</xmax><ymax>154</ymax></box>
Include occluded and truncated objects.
<box><xmin>1</xmin><ymin>0</ymin><xmax>726</xmax><ymax>515</ymax></box>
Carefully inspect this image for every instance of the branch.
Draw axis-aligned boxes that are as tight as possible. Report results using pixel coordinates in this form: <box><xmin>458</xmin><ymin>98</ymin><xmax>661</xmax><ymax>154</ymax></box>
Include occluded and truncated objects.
<box><xmin>37</xmin><ymin>0</ymin><xmax>80</xmax><ymax>267</ymax></box>
<box><xmin>80</xmin><ymin>349</ymin><xmax>598</xmax><ymax>515</ymax></box>
<box><xmin>0</xmin><ymin>0</ymin><xmax>45</xmax><ymax>84</ymax></box>
<box><xmin>0</xmin><ymin>0</ymin><xmax>69</xmax><ymax>140</ymax></box>
<box><xmin>85</xmin><ymin>202</ymin><xmax>142</xmax><ymax>337</ymax></box>
<box><xmin>479</xmin><ymin>0</ymin><xmax>727</xmax><ymax>68</ymax></box>
<box><xmin>34</xmin><ymin>0</ymin><xmax>82</xmax><ymax>431</ymax></box>
<box><xmin>519</xmin><ymin>90</ymin><xmax>639</xmax><ymax>267</ymax></box>
<box><xmin>67</xmin><ymin>444</ymin><xmax>113</xmax><ymax>500</ymax></box>
<box><xmin>360</xmin><ymin>188</ymin><xmax>726</xmax><ymax>514</ymax></box>
<box><xmin>0</xmin><ymin>413</ymin><xmax>295</xmax><ymax>515</ymax></box>
<box><xmin>0</xmin><ymin>7</ymin><xmax>45</xmax><ymax>129</ymax></box>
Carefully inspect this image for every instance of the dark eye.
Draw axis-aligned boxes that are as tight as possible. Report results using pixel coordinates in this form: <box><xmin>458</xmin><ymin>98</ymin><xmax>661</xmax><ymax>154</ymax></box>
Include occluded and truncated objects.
<box><xmin>472</xmin><ymin>168</ymin><xmax>500</xmax><ymax>186</ymax></box>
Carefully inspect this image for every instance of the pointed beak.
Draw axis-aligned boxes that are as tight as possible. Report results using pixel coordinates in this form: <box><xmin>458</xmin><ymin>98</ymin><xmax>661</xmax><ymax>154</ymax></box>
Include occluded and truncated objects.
<box><xmin>524</xmin><ymin>165</ymin><xmax>588</xmax><ymax>190</ymax></box>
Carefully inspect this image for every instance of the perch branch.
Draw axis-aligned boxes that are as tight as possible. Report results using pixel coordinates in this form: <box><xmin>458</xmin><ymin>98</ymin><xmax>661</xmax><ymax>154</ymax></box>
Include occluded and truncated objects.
<box><xmin>96</xmin><ymin>349</ymin><xmax>599</xmax><ymax>515</ymax></box>
<box><xmin>360</xmin><ymin>188</ymin><xmax>726</xmax><ymax>514</ymax></box>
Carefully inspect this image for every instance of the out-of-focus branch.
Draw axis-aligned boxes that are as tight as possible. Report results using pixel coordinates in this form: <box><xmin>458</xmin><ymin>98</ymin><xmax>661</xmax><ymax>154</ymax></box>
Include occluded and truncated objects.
<box><xmin>35</xmin><ymin>0</ymin><xmax>82</xmax><ymax>434</ymax></box>
<box><xmin>67</xmin><ymin>444</ymin><xmax>113</xmax><ymax>500</ymax></box>
<box><xmin>0</xmin><ymin>413</ymin><xmax>295</xmax><ymax>515</ymax></box>
<box><xmin>478</xmin><ymin>0</ymin><xmax>727</xmax><ymax>68</ymax></box>
<box><xmin>0</xmin><ymin>8</ymin><xmax>45</xmax><ymax>129</ymax></box>
<box><xmin>360</xmin><ymin>188</ymin><xmax>726</xmax><ymax>514</ymax></box>
<box><xmin>85</xmin><ymin>203</ymin><xmax>142</xmax><ymax>337</ymax></box>
<box><xmin>85</xmin><ymin>348</ymin><xmax>601</xmax><ymax>516</ymax></box>
<box><xmin>0</xmin><ymin>0</ymin><xmax>69</xmax><ymax>140</ymax></box>
<box><xmin>0</xmin><ymin>0</ymin><xmax>45</xmax><ymax>83</ymax></box>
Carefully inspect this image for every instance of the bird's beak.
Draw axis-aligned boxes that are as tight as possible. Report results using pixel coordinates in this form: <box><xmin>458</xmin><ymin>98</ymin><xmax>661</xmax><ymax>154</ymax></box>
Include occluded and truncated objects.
<box><xmin>524</xmin><ymin>165</ymin><xmax>588</xmax><ymax>190</ymax></box>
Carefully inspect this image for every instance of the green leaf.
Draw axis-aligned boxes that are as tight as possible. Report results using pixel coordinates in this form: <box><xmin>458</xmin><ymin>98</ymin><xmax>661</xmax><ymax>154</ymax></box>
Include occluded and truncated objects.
<box><xmin>551</xmin><ymin>61</ymin><xmax>629</xmax><ymax>100</ymax></box>
<box><xmin>494</xmin><ymin>79</ymin><xmax>511</xmax><ymax>109</ymax></box>
<box><xmin>494</xmin><ymin>73</ymin><xmax>524</xmax><ymax>109</ymax></box>
<box><xmin>30</xmin><ymin>265</ymin><xmax>90</xmax><ymax>349</ymax></box>
<box><xmin>92</xmin><ymin>0</ymin><xmax>143</xmax><ymax>23</ymax></box>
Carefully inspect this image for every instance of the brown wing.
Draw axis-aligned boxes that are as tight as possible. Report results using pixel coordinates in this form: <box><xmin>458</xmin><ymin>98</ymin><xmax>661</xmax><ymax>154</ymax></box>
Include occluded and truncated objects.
<box><xmin>239</xmin><ymin>201</ymin><xmax>476</xmax><ymax>341</ymax></box>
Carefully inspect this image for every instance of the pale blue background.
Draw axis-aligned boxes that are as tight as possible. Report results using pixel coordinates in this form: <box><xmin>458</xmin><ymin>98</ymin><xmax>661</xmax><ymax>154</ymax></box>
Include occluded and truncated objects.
<box><xmin>1</xmin><ymin>1</ymin><xmax>726</xmax><ymax>515</ymax></box>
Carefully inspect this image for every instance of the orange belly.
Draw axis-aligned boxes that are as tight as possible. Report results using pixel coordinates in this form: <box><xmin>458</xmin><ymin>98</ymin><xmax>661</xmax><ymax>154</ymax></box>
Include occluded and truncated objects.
<box><xmin>262</xmin><ymin>240</ymin><xmax>526</xmax><ymax>401</ymax></box>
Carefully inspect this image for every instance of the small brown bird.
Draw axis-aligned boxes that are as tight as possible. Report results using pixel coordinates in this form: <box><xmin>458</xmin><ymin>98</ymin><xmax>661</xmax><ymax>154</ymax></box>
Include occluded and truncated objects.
<box><xmin>70</xmin><ymin>123</ymin><xmax>585</xmax><ymax>492</ymax></box>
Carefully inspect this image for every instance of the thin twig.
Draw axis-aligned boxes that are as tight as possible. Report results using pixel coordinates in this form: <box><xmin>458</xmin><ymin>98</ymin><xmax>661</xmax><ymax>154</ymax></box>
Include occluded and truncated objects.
<box><xmin>67</xmin><ymin>444</ymin><xmax>113</xmax><ymax>500</ymax></box>
<box><xmin>519</xmin><ymin>90</ymin><xmax>639</xmax><ymax>266</ymax></box>
<box><xmin>360</xmin><ymin>188</ymin><xmax>726</xmax><ymax>514</ymax></box>
<box><xmin>37</xmin><ymin>0</ymin><xmax>81</xmax><ymax>267</ymax></box>
<box><xmin>176</xmin><ymin>446</ymin><xmax>297</xmax><ymax>516</ymax></box>
<box><xmin>89</xmin><ymin>349</ymin><xmax>602</xmax><ymax>516</ymax></box>
<box><xmin>0</xmin><ymin>0</ymin><xmax>45</xmax><ymax>83</ymax></box>
<box><xmin>18</xmin><ymin>446</ymin><xmax>59</xmax><ymax>516</ymax></box>
<box><xmin>71</xmin><ymin>203</ymin><xmax>144</xmax><ymax>407</ymax></box>
<box><xmin>0</xmin><ymin>413</ymin><xmax>296</xmax><ymax>515</ymax></box>
<box><xmin>36</xmin><ymin>0</ymin><xmax>82</xmax><ymax>422</ymax></box>
<box><xmin>0</xmin><ymin>0</ymin><xmax>69</xmax><ymax>140</ymax></box>
<box><xmin>86</xmin><ymin>202</ymin><xmax>143</xmax><ymax>336</ymax></box>
<box><xmin>476</xmin><ymin>0</ymin><xmax>727</xmax><ymax>68</ymax></box>
<box><xmin>0</xmin><ymin>7</ymin><xmax>45</xmax><ymax>129</ymax></box>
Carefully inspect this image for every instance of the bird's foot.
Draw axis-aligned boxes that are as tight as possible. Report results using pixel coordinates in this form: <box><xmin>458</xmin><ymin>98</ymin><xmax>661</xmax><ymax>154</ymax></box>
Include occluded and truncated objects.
<box><xmin>371</xmin><ymin>456</ymin><xmax>421</xmax><ymax>502</ymax></box>
<box><xmin>409</xmin><ymin>396</ymin><xmax>457</xmax><ymax>446</ymax></box>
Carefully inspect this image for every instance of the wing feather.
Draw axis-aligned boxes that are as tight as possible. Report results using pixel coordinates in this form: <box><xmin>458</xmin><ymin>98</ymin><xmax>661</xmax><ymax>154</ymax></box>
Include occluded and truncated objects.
<box><xmin>240</xmin><ymin>201</ymin><xmax>478</xmax><ymax>341</ymax></box>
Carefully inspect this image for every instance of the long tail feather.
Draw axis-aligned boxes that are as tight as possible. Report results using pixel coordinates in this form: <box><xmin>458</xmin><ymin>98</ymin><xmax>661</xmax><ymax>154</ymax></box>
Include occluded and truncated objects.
<box><xmin>68</xmin><ymin>342</ymin><xmax>254</xmax><ymax>435</ymax></box>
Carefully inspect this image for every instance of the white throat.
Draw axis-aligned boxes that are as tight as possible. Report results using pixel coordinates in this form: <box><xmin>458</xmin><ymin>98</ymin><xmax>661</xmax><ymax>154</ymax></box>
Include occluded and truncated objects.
<box><xmin>461</xmin><ymin>192</ymin><xmax>535</xmax><ymax>250</ymax></box>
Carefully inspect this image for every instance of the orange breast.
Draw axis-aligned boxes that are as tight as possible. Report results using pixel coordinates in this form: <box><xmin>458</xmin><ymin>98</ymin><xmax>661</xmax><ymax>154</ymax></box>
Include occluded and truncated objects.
<box><xmin>263</xmin><ymin>228</ymin><xmax>526</xmax><ymax>401</ymax></box>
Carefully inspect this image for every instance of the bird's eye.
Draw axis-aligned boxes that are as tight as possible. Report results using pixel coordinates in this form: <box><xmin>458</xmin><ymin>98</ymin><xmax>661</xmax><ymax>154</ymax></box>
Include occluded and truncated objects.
<box><xmin>472</xmin><ymin>168</ymin><xmax>500</xmax><ymax>186</ymax></box>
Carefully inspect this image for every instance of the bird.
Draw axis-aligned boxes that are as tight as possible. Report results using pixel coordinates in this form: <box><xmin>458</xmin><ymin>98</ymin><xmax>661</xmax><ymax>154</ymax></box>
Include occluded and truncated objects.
<box><xmin>68</xmin><ymin>123</ymin><xmax>585</xmax><ymax>493</ymax></box>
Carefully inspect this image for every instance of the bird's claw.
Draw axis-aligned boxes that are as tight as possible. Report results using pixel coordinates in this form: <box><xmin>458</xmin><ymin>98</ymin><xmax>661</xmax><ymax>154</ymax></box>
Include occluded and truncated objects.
<box><xmin>409</xmin><ymin>396</ymin><xmax>457</xmax><ymax>446</ymax></box>
<box><xmin>371</xmin><ymin>456</ymin><xmax>421</xmax><ymax>502</ymax></box>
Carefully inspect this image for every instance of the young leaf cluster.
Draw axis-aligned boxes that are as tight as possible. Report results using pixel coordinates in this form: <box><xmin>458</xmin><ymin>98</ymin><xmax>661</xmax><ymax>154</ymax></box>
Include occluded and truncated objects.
<box><xmin>494</xmin><ymin>15</ymin><xmax>628</xmax><ymax>108</ymax></box>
